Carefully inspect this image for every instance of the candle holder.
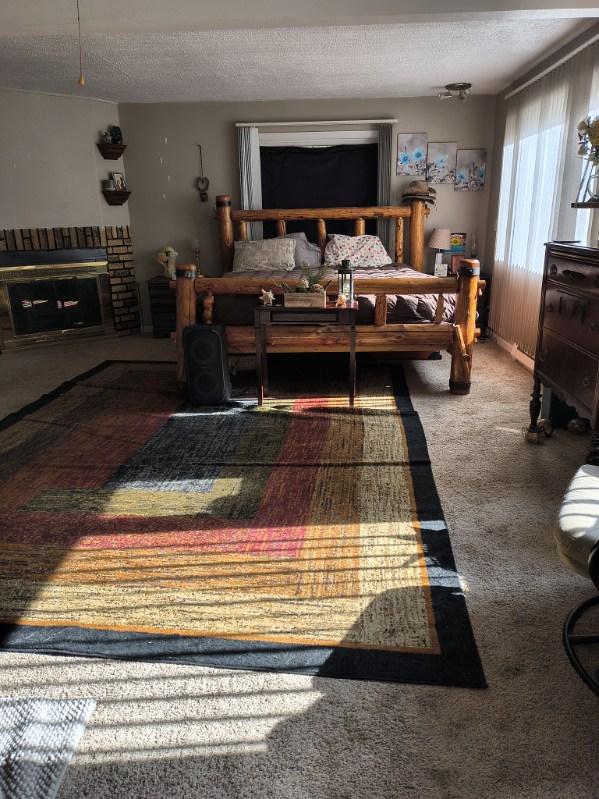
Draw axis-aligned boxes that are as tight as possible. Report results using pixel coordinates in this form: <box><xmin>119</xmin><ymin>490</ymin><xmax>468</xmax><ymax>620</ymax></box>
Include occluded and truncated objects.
<box><xmin>337</xmin><ymin>259</ymin><xmax>354</xmax><ymax>303</ymax></box>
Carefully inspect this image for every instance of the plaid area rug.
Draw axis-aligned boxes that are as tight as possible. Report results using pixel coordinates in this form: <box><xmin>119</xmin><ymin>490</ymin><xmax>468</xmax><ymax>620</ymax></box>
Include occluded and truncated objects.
<box><xmin>0</xmin><ymin>360</ymin><xmax>485</xmax><ymax>688</ymax></box>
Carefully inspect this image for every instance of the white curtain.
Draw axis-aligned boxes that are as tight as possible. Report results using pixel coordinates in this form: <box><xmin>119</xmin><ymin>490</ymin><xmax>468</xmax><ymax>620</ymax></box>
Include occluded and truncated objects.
<box><xmin>237</xmin><ymin>126</ymin><xmax>263</xmax><ymax>239</ymax></box>
<box><xmin>377</xmin><ymin>123</ymin><xmax>393</xmax><ymax>254</ymax></box>
<box><xmin>491</xmin><ymin>41</ymin><xmax>599</xmax><ymax>356</ymax></box>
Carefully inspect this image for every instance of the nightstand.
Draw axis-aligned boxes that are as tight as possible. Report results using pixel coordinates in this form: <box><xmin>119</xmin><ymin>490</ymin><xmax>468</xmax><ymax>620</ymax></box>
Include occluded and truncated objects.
<box><xmin>148</xmin><ymin>275</ymin><xmax>176</xmax><ymax>338</ymax></box>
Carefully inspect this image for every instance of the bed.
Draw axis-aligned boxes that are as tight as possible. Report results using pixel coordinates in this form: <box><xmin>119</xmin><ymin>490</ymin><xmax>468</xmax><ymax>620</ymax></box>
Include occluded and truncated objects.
<box><xmin>175</xmin><ymin>194</ymin><xmax>483</xmax><ymax>394</ymax></box>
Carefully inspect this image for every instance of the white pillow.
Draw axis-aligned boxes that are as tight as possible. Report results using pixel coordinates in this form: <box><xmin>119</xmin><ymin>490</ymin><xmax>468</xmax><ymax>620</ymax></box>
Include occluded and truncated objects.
<box><xmin>233</xmin><ymin>238</ymin><xmax>296</xmax><ymax>272</ymax></box>
<box><xmin>324</xmin><ymin>234</ymin><xmax>392</xmax><ymax>268</ymax></box>
<box><xmin>279</xmin><ymin>232</ymin><xmax>322</xmax><ymax>268</ymax></box>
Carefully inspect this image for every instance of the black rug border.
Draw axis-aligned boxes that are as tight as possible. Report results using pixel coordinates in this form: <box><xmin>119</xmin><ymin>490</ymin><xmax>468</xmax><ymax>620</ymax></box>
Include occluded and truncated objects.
<box><xmin>0</xmin><ymin>360</ymin><xmax>486</xmax><ymax>689</ymax></box>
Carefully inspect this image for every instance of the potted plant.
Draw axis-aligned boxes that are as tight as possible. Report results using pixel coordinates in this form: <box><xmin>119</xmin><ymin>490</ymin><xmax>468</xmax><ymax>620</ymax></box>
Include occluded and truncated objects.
<box><xmin>279</xmin><ymin>265</ymin><xmax>330</xmax><ymax>308</ymax></box>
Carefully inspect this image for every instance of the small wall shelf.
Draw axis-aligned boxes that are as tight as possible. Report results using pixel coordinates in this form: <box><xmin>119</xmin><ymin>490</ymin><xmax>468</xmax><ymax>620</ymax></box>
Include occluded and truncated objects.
<box><xmin>102</xmin><ymin>189</ymin><xmax>131</xmax><ymax>206</ymax></box>
<box><xmin>97</xmin><ymin>142</ymin><xmax>127</xmax><ymax>160</ymax></box>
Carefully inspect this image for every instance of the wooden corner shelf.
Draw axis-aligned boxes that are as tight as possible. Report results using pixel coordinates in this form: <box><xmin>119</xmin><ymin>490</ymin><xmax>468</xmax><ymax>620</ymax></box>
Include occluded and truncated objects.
<box><xmin>572</xmin><ymin>201</ymin><xmax>599</xmax><ymax>208</ymax></box>
<box><xmin>102</xmin><ymin>189</ymin><xmax>131</xmax><ymax>206</ymax></box>
<box><xmin>97</xmin><ymin>142</ymin><xmax>127</xmax><ymax>160</ymax></box>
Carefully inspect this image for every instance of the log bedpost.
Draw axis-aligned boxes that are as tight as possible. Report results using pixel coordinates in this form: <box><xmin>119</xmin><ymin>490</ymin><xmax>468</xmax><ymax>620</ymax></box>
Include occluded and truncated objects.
<box><xmin>374</xmin><ymin>294</ymin><xmax>387</xmax><ymax>327</ymax></box>
<box><xmin>450</xmin><ymin>259</ymin><xmax>480</xmax><ymax>395</ymax></box>
<box><xmin>317</xmin><ymin>219</ymin><xmax>327</xmax><ymax>256</ymax></box>
<box><xmin>175</xmin><ymin>264</ymin><xmax>197</xmax><ymax>385</ymax></box>
<box><xmin>409</xmin><ymin>199</ymin><xmax>426</xmax><ymax>271</ymax></box>
<box><xmin>394</xmin><ymin>217</ymin><xmax>404</xmax><ymax>263</ymax></box>
<box><xmin>216</xmin><ymin>195</ymin><xmax>234</xmax><ymax>272</ymax></box>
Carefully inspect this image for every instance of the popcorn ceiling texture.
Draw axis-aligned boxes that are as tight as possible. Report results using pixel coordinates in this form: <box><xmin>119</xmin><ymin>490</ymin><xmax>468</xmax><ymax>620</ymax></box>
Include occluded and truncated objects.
<box><xmin>0</xmin><ymin>19</ymin><xmax>587</xmax><ymax>102</ymax></box>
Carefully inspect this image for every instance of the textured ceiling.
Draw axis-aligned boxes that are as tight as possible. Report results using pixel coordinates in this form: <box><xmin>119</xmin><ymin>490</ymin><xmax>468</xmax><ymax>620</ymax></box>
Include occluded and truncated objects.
<box><xmin>0</xmin><ymin>18</ymin><xmax>592</xmax><ymax>102</ymax></box>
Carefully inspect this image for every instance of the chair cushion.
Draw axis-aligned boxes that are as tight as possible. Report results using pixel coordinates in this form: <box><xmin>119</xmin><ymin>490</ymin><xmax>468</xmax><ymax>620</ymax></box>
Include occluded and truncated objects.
<box><xmin>555</xmin><ymin>464</ymin><xmax>599</xmax><ymax>578</ymax></box>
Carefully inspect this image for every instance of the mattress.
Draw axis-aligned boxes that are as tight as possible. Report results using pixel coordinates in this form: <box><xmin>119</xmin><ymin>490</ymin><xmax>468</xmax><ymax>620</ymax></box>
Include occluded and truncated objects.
<box><xmin>208</xmin><ymin>264</ymin><xmax>456</xmax><ymax>326</ymax></box>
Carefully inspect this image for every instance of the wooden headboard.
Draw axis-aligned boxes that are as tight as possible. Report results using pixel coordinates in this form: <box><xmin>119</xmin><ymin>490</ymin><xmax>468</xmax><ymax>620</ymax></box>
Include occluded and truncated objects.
<box><xmin>215</xmin><ymin>195</ymin><xmax>430</xmax><ymax>272</ymax></box>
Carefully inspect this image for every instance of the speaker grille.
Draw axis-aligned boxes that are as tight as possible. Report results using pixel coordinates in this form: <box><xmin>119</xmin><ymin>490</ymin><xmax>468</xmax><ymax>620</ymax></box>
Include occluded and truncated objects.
<box><xmin>183</xmin><ymin>325</ymin><xmax>231</xmax><ymax>405</ymax></box>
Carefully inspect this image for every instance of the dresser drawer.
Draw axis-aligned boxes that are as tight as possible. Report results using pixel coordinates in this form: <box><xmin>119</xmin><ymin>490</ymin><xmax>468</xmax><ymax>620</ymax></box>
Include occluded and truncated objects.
<box><xmin>546</xmin><ymin>255</ymin><xmax>599</xmax><ymax>292</ymax></box>
<box><xmin>538</xmin><ymin>330</ymin><xmax>598</xmax><ymax>412</ymax></box>
<box><xmin>544</xmin><ymin>285</ymin><xmax>599</xmax><ymax>355</ymax></box>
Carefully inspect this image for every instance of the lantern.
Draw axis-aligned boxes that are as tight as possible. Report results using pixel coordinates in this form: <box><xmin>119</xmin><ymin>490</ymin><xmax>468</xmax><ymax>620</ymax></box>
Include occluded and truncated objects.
<box><xmin>337</xmin><ymin>259</ymin><xmax>354</xmax><ymax>303</ymax></box>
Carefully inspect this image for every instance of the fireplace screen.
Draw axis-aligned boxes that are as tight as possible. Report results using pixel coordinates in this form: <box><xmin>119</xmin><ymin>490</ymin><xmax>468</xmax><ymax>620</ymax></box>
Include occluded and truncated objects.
<box><xmin>8</xmin><ymin>277</ymin><xmax>103</xmax><ymax>335</ymax></box>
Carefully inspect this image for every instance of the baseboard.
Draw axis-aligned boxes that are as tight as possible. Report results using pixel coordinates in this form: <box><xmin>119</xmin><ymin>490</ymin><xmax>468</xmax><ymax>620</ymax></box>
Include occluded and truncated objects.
<box><xmin>490</xmin><ymin>331</ymin><xmax>534</xmax><ymax>373</ymax></box>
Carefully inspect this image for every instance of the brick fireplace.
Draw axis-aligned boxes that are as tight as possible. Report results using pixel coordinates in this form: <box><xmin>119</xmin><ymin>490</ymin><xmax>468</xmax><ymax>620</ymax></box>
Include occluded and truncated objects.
<box><xmin>0</xmin><ymin>225</ymin><xmax>140</xmax><ymax>347</ymax></box>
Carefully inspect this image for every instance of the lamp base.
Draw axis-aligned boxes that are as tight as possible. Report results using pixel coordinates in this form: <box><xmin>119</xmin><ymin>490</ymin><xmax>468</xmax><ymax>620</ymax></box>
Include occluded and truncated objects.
<box><xmin>434</xmin><ymin>251</ymin><xmax>448</xmax><ymax>277</ymax></box>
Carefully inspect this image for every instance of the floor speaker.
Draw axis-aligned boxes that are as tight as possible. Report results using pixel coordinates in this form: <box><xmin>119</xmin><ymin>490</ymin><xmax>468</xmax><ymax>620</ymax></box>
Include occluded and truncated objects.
<box><xmin>183</xmin><ymin>325</ymin><xmax>232</xmax><ymax>404</ymax></box>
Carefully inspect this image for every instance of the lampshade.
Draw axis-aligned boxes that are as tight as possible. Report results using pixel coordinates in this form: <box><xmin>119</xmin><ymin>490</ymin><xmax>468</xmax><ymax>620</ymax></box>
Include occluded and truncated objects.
<box><xmin>428</xmin><ymin>228</ymin><xmax>451</xmax><ymax>250</ymax></box>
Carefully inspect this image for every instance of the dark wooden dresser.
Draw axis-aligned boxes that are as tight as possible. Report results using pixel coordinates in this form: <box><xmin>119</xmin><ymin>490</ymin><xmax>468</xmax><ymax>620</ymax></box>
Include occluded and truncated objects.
<box><xmin>527</xmin><ymin>241</ymin><xmax>599</xmax><ymax>461</ymax></box>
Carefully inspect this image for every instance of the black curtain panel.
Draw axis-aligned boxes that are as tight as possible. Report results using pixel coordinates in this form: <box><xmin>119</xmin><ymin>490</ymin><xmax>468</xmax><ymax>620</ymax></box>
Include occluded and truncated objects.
<box><xmin>260</xmin><ymin>144</ymin><xmax>378</xmax><ymax>241</ymax></box>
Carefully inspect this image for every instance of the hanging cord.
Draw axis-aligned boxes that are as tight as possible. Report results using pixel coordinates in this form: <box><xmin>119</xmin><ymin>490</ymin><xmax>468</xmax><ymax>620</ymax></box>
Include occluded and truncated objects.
<box><xmin>77</xmin><ymin>0</ymin><xmax>85</xmax><ymax>86</ymax></box>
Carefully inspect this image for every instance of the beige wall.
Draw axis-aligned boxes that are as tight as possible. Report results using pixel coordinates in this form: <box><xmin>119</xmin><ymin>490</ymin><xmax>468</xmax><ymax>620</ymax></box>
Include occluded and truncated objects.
<box><xmin>0</xmin><ymin>89</ymin><xmax>130</xmax><ymax>231</ymax></box>
<box><xmin>119</xmin><ymin>96</ymin><xmax>496</xmax><ymax>322</ymax></box>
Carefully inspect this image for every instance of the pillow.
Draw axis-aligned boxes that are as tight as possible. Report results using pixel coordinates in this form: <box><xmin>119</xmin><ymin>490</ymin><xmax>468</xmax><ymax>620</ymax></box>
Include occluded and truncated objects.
<box><xmin>279</xmin><ymin>232</ymin><xmax>322</xmax><ymax>269</ymax></box>
<box><xmin>233</xmin><ymin>238</ymin><xmax>295</xmax><ymax>272</ymax></box>
<box><xmin>324</xmin><ymin>234</ymin><xmax>392</xmax><ymax>268</ymax></box>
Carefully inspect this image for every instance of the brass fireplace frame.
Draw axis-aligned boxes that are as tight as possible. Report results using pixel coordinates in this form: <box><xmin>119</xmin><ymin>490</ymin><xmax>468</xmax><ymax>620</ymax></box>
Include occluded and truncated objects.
<box><xmin>0</xmin><ymin>258</ymin><xmax>114</xmax><ymax>351</ymax></box>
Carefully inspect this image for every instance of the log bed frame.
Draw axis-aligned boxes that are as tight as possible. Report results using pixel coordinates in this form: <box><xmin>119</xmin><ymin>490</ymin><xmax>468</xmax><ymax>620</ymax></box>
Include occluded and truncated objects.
<box><xmin>175</xmin><ymin>194</ymin><xmax>484</xmax><ymax>394</ymax></box>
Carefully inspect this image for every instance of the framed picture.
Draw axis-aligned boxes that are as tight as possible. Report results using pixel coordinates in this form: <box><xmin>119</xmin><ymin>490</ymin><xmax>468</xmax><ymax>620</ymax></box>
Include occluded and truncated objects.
<box><xmin>426</xmin><ymin>142</ymin><xmax>457</xmax><ymax>184</ymax></box>
<box><xmin>111</xmin><ymin>172</ymin><xmax>126</xmax><ymax>191</ymax></box>
<box><xmin>396</xmin><ymin>132</ymin><xmax>427</xmax><ymax>176</ymax></box>
<box><xmin>455</xmin><ymin>149</ymin><xmax>487</xmax><ymax>191</ymax></box>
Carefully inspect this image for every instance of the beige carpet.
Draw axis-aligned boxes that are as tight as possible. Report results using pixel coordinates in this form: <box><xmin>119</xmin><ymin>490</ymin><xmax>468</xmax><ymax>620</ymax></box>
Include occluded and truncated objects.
<box><xmin>0</xmin><ymin>336</ymin><xmax>596</xmax><ymax>799</ymax></box>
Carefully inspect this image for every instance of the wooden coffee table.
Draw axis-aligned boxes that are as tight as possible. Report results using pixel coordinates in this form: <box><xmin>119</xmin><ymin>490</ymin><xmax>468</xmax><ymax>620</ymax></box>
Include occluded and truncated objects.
<box><xmin>254</xmin><ymin>303</ymin><xmax>357</xmax><ymax>406</ymax></box>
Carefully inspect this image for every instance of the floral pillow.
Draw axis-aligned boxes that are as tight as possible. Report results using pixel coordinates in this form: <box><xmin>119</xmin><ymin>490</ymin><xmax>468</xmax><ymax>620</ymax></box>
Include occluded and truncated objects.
<box><xmin>324</xmin><ymin>234</ymin><xmax>392</xmax><ymax>268</ymax></box>
<box><xmin>233</xmin><ymin>238</ymin><xmax>296</xmax><ymax>272</ymax></box>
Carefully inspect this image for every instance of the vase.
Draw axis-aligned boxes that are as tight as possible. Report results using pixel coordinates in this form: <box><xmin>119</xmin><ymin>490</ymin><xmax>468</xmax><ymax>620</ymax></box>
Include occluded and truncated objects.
<box><xmin>587</xmin><ymin>163</ymin><xmax>599</xmax><ymax>201</ymax></box>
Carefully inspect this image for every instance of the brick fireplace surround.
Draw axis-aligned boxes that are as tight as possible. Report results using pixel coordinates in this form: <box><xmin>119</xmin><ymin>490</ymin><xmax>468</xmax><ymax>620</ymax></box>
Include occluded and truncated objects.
<box><xmin>0</xmin><ymin>225</ymin><xmax>140</xmax><ymax>333</ymax></box>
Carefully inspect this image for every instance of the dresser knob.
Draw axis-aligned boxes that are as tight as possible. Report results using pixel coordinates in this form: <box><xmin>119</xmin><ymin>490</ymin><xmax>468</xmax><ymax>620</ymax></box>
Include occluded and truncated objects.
<box><xmin>538</xmin><ymin>347</ymin><xmax>548</xmax><ymax>363</ymax></box>
<box><xmin>549</xmin><ymin>264</ymin><xmax>558</xmax><ymax>275</ymax></box>
<box><xmin>583</xmin><ymin>376</ymin><xmax>591</xmax><ymax>388</ymax></box>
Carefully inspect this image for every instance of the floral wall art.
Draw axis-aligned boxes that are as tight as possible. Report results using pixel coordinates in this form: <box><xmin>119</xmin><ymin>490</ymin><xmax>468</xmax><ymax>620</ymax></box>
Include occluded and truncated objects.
<box><xmin>426</xmin><ymin>142</ymin><xmax>457</xmax><ymax>184</ymax></box>
<box><xmin>396</xmin><ymin>132</ymin><xmax>427</xmax><ymax>176</ymax></box>
<box><xmin>455</xmin><ymin>149</ymin><xmax>487</xmax><ymax>191</ymax></box>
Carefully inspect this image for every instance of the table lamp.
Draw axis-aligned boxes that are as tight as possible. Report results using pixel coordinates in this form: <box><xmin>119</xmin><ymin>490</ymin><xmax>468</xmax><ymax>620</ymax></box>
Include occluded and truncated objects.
<box><xmin>429</xmin><ymin>228</ymin><xmax>451</xmax><ymax>276</ymax></box>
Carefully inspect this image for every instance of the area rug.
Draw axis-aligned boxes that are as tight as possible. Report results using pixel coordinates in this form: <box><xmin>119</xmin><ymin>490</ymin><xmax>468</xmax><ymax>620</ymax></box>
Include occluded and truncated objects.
<box><xmin>0</xmin><ymin>360</ymin><xmax>485</xmax><ymax>688</ymax></box>
<box><xmin>0</xmin><ymin>697</ymin><xmax>95</xmax><ymax>799</ymax></box>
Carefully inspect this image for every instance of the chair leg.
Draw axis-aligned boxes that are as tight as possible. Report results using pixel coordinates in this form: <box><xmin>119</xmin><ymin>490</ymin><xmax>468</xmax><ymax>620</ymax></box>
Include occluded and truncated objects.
<box><xmin>563</xmin><ymin>594</ymin><xmax>599</xmax><ymax>696</ymax></box>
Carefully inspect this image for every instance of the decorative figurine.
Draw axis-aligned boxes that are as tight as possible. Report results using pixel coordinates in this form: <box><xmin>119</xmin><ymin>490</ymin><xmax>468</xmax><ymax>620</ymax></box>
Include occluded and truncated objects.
<box><xmin>336</xmin><ymin>294</ymin><xmax>347</xmax><ymax>308</ymax></box>
<box><xmin>155</xmin><ymin>245</ymin><xmax>178</xmax><ymax>280</ymax></box>
<box><xmin>110</xmin><ymin>125</ymin><xmax>123</xmax><ymax>144</ymax></box>
<box><xmin>260</xmin><ymin>289</ymin><xmax>275</xmax><ymax>306</ymax></box>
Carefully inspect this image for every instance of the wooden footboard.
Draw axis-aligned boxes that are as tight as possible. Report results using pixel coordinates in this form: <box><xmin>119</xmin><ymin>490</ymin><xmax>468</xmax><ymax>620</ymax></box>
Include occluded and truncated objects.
<box><xmin>175</xmin><ymin>262</ymin><xmax>483</xmax><ymax>394</ymax></box>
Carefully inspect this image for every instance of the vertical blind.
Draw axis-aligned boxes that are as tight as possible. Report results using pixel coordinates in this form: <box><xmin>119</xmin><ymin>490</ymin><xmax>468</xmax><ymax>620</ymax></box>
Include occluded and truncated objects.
<box><xmin>491</xmin><ymin>41</ymin><xmax>599</xmax><ymax>356</ymax></box>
